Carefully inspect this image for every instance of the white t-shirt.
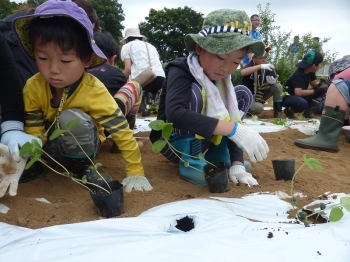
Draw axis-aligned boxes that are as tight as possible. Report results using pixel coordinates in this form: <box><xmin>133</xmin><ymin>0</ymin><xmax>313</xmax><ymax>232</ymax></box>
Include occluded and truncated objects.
<box><xmin>120</xmin><ymin>40</ymin><xmax>165</xmax><ymax>80</ymax></box>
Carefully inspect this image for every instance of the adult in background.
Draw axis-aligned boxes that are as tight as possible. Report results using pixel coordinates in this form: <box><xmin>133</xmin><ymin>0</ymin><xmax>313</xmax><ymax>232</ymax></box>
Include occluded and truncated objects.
<box><xmin>289</xmin><ymin>36</ymin><xmax>300</xmax><ymax>55</ymax></box>
<box><xmin>241</xmin><ymin>46</ymin><xmax>283</xmax><ymax>118</ymax></box>
<box><xmin>120</xmin><ymin>28</ymin><xmax>165</xmax><ymax>116</ymax></box>
<box><xmin>241</xmin><ymin>14</ymin><xmax>261</xmax><ymax>67</ymax></box>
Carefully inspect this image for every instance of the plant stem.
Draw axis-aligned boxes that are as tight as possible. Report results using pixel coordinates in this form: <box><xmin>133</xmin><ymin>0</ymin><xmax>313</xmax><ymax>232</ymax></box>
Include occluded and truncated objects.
<box><xmin>290</xmin><ymin>163</ymin><xmax>305</xmax><ymax>200</ymax></box>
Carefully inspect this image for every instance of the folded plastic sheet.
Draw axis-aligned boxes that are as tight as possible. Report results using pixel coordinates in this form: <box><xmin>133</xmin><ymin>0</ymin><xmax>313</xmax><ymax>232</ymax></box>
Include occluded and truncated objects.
<box><xmin>0</xmin><ymin>193</ymin><xmax>349</xmax><ymax>261</ymax></box>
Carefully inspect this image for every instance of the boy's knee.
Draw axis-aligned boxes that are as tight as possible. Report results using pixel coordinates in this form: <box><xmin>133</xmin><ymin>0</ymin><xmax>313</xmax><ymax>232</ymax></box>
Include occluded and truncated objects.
<box><xmin>249</xmin><ymin>102</ymin><xmax>264</xmax><ymax>115</ymax></box>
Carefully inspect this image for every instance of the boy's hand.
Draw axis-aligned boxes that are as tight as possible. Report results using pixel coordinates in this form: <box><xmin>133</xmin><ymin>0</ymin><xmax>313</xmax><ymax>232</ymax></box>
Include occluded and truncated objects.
<box><xmin>122</xmin><ymin>176</ymin><xmax>153</xmax><ymax>192</ymax></box>
<box><xmin>1</xmin><ymin>121</ymin><xmax>42</xmax><ymax>162</ymax></box>
<box><xmin>229</xmin><ymin>165</ymin><xmax>258</xmax><ymax>186</ymax></box>
<box><xmin>261</xmin><ymin>64</ymin><xmax>275</xmax><ymax>71</ymax></box>
<box><xmin>0</xmin><ymin>144</ymin><xmax>27</xmax><ymax>197</ymax></box>
<box><xmin>227</xmin><ymin>123</ymin><xmax>269</xmax><ymax>163</ymax></box>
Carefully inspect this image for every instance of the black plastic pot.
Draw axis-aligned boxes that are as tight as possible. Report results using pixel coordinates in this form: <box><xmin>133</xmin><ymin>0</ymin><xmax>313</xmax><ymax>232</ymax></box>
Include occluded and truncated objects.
<box><xmin>204</xmin><ymin>162</ymin><xmax>230</xmax><ymax>193</ymax></box>
<box><xmin>272</xmin><ymin>159</ymin><xmax>295</xmax><ymax>181</ymax></box>
<box><xmin>90</xmin><ymin>180</ymin><xmax>124</xmax><ymax>218</ymax></box>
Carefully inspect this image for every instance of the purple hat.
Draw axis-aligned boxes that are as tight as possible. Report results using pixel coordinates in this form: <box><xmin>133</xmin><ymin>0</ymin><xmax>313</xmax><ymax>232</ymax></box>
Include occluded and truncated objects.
<box><xmin>12</xmin><ymin>0</ymin><xmax>106</xmax><ymax>68</ymax></box>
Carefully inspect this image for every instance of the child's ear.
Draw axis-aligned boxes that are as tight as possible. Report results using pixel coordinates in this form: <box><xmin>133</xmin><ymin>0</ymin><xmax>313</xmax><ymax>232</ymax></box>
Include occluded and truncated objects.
<box><xmin>84</xmin><ymin>55</ymin><xmax>94</xmax><ymax>68</ymax></box>
<box><xmin>195</xmin><ymin>44</ymin><xmax>204</xmax><ymax>55</ymax></box>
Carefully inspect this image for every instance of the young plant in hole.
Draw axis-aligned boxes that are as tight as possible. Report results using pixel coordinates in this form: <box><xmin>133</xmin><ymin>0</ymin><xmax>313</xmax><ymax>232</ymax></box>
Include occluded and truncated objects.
<box><xmin>19</xmin><ymin>119</ymin><xmax>111</xmax><ymax>194</ymax></box>
<box><xmin>297</xmin><ymin>196</ymin><xmax>350</xmax><ymax>227</ymax></box>
<box><xmin>290</xmin><ymin>154</ymin><xmax>322</xmax><ymax>208</ymax></box>
<box><xmin>149</xmin><ymin>120</ymin><xmax>219</xmax><ymax>174</ymax></box>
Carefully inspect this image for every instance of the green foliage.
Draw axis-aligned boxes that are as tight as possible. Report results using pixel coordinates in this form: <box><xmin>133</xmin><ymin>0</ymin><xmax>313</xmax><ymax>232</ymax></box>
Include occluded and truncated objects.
<box><xmin>231</xmin><ymin>69</ymin><xmax>243</xmax><ymax>86</ymax></box>
<box><xmin>90</xmin><ymin>0</ymin><xmax>124</xmax><ymax>40</ymax></box>
<box><xmin>0</xmin><ymin>0</ymin><xmax>20</xmax><ymax>18</ymax></box>
<box><xmin>19</xmin><ymin>119</ymin><xmax>111</xmax><ymax>194</ymax></box>
<box><xmin>271</xmin><ymin>119</ymin><xmax>286</xmax><ymax>125</ymax></box>
<box><xmin>139</xmin><ymin>6</ymin><xmax>204</xmax><ymax>62</ymax></box>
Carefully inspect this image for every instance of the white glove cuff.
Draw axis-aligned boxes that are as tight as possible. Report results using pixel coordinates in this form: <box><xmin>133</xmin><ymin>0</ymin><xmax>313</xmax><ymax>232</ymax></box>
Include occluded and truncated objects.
<box><xmin>230</xmin><ymin>164</ymin><xmax>246</xmax><ymax>173</ymax></box>
<box><xmin>1</xmin><ymin>121</ymin><xmax>24</xmax><ymax>134</ymax></box>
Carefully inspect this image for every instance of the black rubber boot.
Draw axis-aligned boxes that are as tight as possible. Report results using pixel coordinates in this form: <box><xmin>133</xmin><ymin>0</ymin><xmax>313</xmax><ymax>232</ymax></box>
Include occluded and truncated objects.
<box><xmin>303</xmin><ymin>100</ymin><xmax>319</xmax><ymax>118</ymax></box>
<box><xmin>19</xmin><ymin>161</ymin><xmax>46</xmax><ymax>183</ymax></box>
<box><xmin>273</xmin><ymin>102</ymin><xmax>282</xmax><ymax>118</ymax></box>
<box><xmin>294</xmin><ymin>106</ymin><xmax>346</xmax><ymax>152</ymax></box>
<box><xmin>284</xmin><ymin>107</ymin><xmax>295</xmax><ymax>119</ymax></box>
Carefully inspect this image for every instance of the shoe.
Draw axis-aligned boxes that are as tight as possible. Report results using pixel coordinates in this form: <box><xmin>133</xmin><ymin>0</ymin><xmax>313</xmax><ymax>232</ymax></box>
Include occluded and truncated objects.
<box><xmin>273</xmin><ymin>101</ymin><xmax>282</xmax><ymax>118</ymax></box>
<box><xmin>294</xmin><ymin>106</ymin><xmax>346</xmax><ymax>152</ymax></box>
<box><xmin>284</xmin><ymin>107</ymin><xmax>295</xmax><ymax>119</ymax></box>
<box><xmin>303</xmin><ymin>100</ymin><xmax>319</xmax><ymax>118</ymax></box>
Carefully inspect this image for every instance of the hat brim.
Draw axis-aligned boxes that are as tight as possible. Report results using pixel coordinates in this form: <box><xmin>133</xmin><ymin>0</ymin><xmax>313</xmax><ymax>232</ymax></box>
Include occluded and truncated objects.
<box><xmin>13</xmin><ymin>14</ymin><xmax>106</xmax><ymax>68</ymax></box>
<box><xmin>185</xmin><ymin>33</ymin><xmax>265</xmax><ymax>56</ymax></box>
<box><xmin>120</xmin><ymin>35</ymin><xmax>147</xmax><ymax>45</ymax></box>
<box><xmin>297</xmin><ymin>61</ymin><xmax>311</xmax><ymax>69</ymax></box>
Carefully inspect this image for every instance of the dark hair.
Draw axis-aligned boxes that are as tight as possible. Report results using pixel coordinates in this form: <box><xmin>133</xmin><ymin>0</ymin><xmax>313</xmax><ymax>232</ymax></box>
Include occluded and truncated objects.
<box><xmin>94</xmin><ymin>31</ymin><xmax>120</xmax><ymax>64</ymax></box>
<box><xmin>126</xmin><ymin>36</ymin><xmax>143</xmax><ymax>43</ymax></box>
<box><xmin>28</xmin><ymin>16</ymin><xmax>93</xmax><ymax>63</ymax></box>
<box><xmin>72</xmin><ymin>0</ymin><xmax>100</xmax><ymax>32</ymax></box>
<box><xmin>250</xmin><ymin>14</ymin><xmax>259</xmax><ymax>20</ymax></box>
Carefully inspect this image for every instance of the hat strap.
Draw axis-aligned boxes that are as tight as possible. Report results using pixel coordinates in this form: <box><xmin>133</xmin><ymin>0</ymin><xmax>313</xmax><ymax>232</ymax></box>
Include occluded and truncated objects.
<box><xmin>198</xmin><ymin>26</ymin><xmax>249</xmax><ymax>37</ymax></box>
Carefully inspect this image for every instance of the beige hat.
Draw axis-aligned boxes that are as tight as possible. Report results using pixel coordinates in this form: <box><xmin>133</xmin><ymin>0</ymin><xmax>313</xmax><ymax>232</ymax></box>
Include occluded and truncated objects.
<box><xmin>120</xmin><ymin>28</ymin><xmax>146</xmax><ymax>44</ymax></box>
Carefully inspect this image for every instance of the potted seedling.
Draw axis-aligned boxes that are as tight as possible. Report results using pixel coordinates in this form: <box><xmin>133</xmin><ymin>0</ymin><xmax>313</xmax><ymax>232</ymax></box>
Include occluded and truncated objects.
<box><xmin>19</xmin><ymin>119</ymin><xmax>124</xmax><ymax>218</ymax></box>
<box><xmin>149</xmin><ymin>120</ymin><xmax>229</xmax><ymax>193</ymax></box>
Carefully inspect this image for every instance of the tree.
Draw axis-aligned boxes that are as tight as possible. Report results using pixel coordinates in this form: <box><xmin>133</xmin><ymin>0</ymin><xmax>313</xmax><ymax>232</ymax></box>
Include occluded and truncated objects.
<box><xmin>257</xmin><ymin>3</ymin><xmax>337</xmax><ymax>85</ymax></box>
<box><xmin>90</xmin><ymin>0</ymin><xmax>124</xmax><ymax>40</ymax></box>
<box><xmin>0</xmin><ymin>0</ymin><xmax>19</xmax><ymax>19</ymax></box>
<box><xmin>139</xmin><ymin>6</ymin><xmax>204</xmax><ymax>63</ymax></box>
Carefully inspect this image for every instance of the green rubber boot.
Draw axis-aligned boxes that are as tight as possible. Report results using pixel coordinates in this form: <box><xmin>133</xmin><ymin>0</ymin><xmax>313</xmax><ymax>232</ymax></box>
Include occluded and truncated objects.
<box><xmin>294</xmin><ymin>106</ymin><xmax>345</xmax><ymax>152</ymax></box>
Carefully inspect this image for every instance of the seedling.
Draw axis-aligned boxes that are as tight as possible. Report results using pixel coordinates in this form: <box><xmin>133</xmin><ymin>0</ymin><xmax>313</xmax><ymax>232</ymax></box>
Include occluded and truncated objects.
<box><xmin>281</xmin><ymin>91</ymin><xmax>289</xmax><ymax>97</ymax></box>
<box><xmin>149</xmin><ymin>120</ymin><xmax>219</xmax><ymax>174</ymax></box>
<box><xmin>297</xmin><ymin>115</ymin><xmax>305</xmax><ymax>121</ymax></box>
<box><xmin>290</xmin><ymin>154</ymin><xmax>322</xmax><ymax>208</ymax></box>
<box><xmin>19</xmin><ymin>119</ymin><xmax>111</xmax><ymax>194</ymax></box>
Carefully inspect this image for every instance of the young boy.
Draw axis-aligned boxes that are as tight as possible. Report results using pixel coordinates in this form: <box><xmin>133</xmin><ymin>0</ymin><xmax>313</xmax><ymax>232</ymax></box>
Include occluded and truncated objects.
<box><xmin>13</xmin><ymin>0</ymin><xmax>152</xmax><ymax>192</ymax></box>
<box><xmin>283</xmin><ymin>50</ymin><xmax>327</xmax><ymax>118</ymax></box>
<box><xmin>241</xmin><ymin>46</ymin><xmax>283</xmax><ymax>118</ymax></box>
<box><xmin>150</xmin><ymin>9</ymin><xmax>269</xmax><ymax>187</ymax></box>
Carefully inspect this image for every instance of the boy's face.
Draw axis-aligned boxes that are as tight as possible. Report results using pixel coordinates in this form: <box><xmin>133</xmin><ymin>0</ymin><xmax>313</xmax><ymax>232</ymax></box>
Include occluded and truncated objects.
<box><xmin>252</xmin><ymin>54</ymin><xmax>268</xmax><ymax>65</ymax></box>
<box><xmin>195</xmin><ymin>45</ymin><xmax>245</xmax><ymax>81</ymax></box>
<box><xmin>33</xmin><ymin>41</ymin><xmax>92</xmax><ymax>88</ymax></box>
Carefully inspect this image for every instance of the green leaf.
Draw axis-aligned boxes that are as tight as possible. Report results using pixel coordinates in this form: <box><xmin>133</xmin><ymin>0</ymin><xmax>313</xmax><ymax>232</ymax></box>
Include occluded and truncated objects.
<box><xmin>319</xmin><ymin>203</ymin><xmax>326</xmax><ymax>210</ymax></box>
<box><xmin>297</xmin><ymin>115</ymin><xmax>305</xmax><ymax>121</ymax></box>
<box><xmin>151</xmin><ymin>140</ymin><xmax>167</xmax><ymax>153</ymax></box>
<box><xmin>49</xmin><ymin>130</ymin><xmax>66</xmax><ymax>141</ymax></box>
<box><xmin>81</xmin><ymin>175</ymin><xmax>87</xmax><ymax>184</ymax></box>
<box><xmin>305</xmin><ymin>157</ymin><xmax>322</xmax><ymax>170</ymax></box>
<box><xmin>66</xmin><ymin>119</ymin><xmax>80</xmax><ymax>130</ymax></box>
<box><xmin>340</xmin><ymin>196</ymin><xmax>350</xmax><ymax>212</ymax></box>
<box><xmin>260</xmin><ymin>123</ymin><xmax>266</xmax><ymax>125</ymax></box>
<box><xmin>162</xmin><ymin>123</ymin><xmax>173</xmax><ymax>140</ymax></box>
<box><xmin>25</xmin><ymin>155</ymin><xmax>40</xmax><ymax>169</ymax></box>
<box><xmin>302</xmin><ymin>154</ymin><xmax>308</xmax><ymax>163</ymax></box>
<box><xmin>298</xmin><ymin>211</ymin><xmax>307</xmax><ymax>219</ymax></box>
<box><xmin>94</xmin><ymin>163</ymin><xmax>102</xmax><ymax>169</ymax></box>
<box><xmin>329</xmin><ymin>206</ymin><xmax>344</xmax><ymax>222</ymax></box>
<box><xmin>148</xmin><ymin>120</ymin><xmax>167</xmax><ymax>131</ymax></box>
<box><xmin>19</xmin><ymin>142</ymin><xmax>33</xmax><ymax>157</ymax></box>
<box><xmin>290</xmin><ymin>196</ymin><xmax>297</xmax><ymax>206</ymax></box>
<box><xmin>251</xmin><ymin>115</ymin><xmax>258</xmax><ymax>121</ymax></box>
<box><xmin>184</xmin><ymin>161</ymin><xmax>189</xmax><ymax>167</ymax></box>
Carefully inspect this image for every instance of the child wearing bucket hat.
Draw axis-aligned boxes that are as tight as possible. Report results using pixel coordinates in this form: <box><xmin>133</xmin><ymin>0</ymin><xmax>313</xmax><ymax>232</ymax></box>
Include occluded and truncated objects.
<box><xmin>12</xmin><ymin>0</ymin><xmax>152</xmax><ymax>193</ymax></box>
<box><xmin>150</xmin><ymin>8</ymin><xmax>269</xmax><ymax>187</ymax></box>
<box><xmin>282</xmin><ymin>50</ymin><xmax>327</xmax><ymax>119</ymax></box>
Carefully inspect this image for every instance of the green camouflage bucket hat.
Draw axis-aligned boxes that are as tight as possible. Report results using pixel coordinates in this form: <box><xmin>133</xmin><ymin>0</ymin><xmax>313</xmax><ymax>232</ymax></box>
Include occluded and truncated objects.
<box><xmin>185</xmin><ymin>9</ymin><xmax>265</xmax><ymax>56</ymax></box>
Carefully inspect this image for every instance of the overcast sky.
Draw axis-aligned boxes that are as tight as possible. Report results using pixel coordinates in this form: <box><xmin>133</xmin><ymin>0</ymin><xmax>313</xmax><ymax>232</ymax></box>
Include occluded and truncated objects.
<box><xmin>119</xmin><ymin>0</ymin><xmax>350</xmax><ymax>60</ymax></box>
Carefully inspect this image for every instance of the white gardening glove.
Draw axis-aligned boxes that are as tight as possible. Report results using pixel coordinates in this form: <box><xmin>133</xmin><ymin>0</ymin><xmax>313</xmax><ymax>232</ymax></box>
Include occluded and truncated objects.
<box><xmin>266</xmin><ymin>75</ymin><xmax>276</xmax><ymax>84</ymax></box>
<box><xmin>229</xmin><ymin>164</ymin><xmax>258</xmax><ymax>187</ymax></box>
<box><xmin>1</xmin><ymin>121</ymin><xmax>42</xmax><ymax>162</ymax></box>
<box><xmin>228</xmin><ymin>123</ymin><xmax>269</xmax><ymax>163</ymax></box>
<box><xmin>261</xmin><ymin>64</ymin><xmax>275</xmax><ymax>71</ymax></box>
<box><xmin>0</xmin><ymin>144</ymin><xmax>27</xmax><ymax>197</ymax></box>
<box><xmin>122</xmin><ymin>176</ymin><xmax>153</xmax><ymax>193</ymax></box>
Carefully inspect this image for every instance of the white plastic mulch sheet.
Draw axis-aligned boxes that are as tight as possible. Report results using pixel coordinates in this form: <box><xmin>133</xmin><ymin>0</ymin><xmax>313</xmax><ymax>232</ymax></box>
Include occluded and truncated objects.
<box><xmin>134</xmin><ymin>117</ymin><xmax>320</xmax><ymax>136</ymax></box>
<box><xmin>0</xmin><ymin>193</ymin><xmax>349</xmax><ymax>261</ymax></box>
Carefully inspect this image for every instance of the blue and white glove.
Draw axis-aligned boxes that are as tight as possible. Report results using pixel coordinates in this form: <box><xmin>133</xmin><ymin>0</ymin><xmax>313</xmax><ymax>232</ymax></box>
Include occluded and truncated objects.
<box><xmin>227</xmin><ymin>123</ymin><xmax>269</xmax><ymax>163</ymax></box>
<box><xmin>0</xmin><ymin>121</ymin><xmax>42</xmax><ymax>162</ymax></box>
<box><xmin>0</xmin><ymin>144</ymin><xmax>27</xmax><ymax>197</ymax></box>
<box><xmin>229</xmin><ymin>164</ymin><xmax>258</xmax><ymax>187</ymax></box>
<box><xmin>122</xmin><ymin>176</ymin><xmax>153</xmax><ymax>192</ymax></box>
<box><xmin>261</xmin><ymin>63</ymin><xmax>275</xmax><ymax>71</ymax></box>
<box><xmin>266</xmin><ymin>75</ymin><xmax>276</xmax><ymax>84</ymax></box>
